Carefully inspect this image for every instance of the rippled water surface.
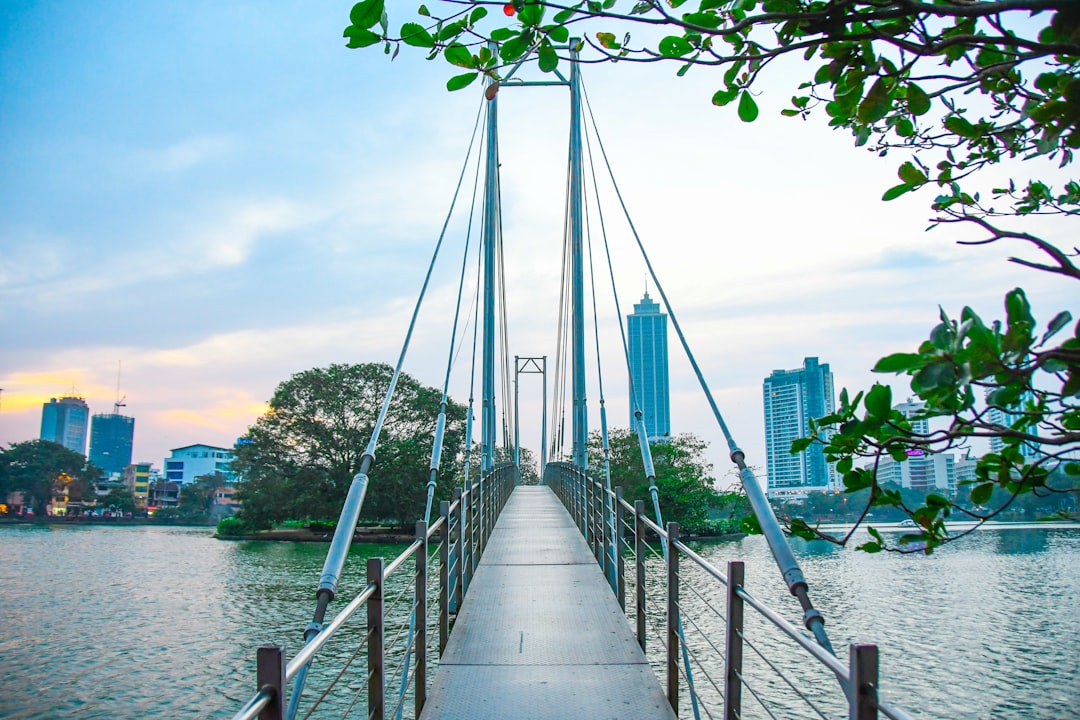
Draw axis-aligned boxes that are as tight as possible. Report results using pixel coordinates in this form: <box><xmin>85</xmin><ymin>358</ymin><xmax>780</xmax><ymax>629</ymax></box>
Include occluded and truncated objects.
<box><xmin>0</xmin><ymin>523</ymin><xmax>1076</xmax><ymax>719</ymax></box>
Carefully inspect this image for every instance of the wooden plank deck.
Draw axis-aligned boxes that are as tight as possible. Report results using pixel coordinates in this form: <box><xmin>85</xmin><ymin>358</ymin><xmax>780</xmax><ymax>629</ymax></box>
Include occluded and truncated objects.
<box><xmin>419</xmin><ymin>485</ymin><xmax>677</xmax><ymax>720</ymax></box>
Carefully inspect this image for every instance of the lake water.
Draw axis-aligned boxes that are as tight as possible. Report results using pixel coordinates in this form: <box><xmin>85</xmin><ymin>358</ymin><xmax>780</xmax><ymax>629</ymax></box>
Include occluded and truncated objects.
<box><xmin>0</xmin><ymin>521</ymin><xmax>1076</xmax><ymax>719</ymax></box>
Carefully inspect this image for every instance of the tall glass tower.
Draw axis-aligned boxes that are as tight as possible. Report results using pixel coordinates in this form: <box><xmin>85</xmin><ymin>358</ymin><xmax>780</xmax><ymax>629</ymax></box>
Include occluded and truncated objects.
<box><xmin>627</xmin><ymin>292</ymin><xmax>670</xmax><ymax>441</ymax></box>
<box><xmin>90</xmin><ymin>413</ymin><xmax>136</xmax><ymax>476</ymax></box>
<box><xmin>40</xmin><ymin>396</ymin><xmax>90</xmax><ymax>455</ymax></box>
<box><xmin>762</xmin><ymin>357</ymin><xmax>836</xmax><ymax>499</ymax></box>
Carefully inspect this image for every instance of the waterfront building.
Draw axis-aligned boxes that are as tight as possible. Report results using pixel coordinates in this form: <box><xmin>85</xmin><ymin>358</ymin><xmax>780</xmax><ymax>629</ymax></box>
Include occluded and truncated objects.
<box><xmin>89</xmin><ymin>413</ymin><xmax>135</xmax><ymax>476</ymax></box>
<box><xmin>39</xmin><ymin>396</ymin><xmax>90</xmax><ymax>455</ymax></box>
<box><xmin>894</xmin><ymin>399</ymin><xmax>930</xmax><ymax>436</ymax></box>
<box><xmin>875</xmin><ymin>452</ymin><xmax>956</xmax><ymax>493</ymax></box>
<box><xmin>164</xmin><ymin>444</ymin><xmax>236</xmax><ymax>484</ymax></box>
<box><xmin>123</xmin><ymin>462</ymin><xmax>153</xmax><ymax>507</ymax></box>
<box><xmin>627</xmin><ymin>291</ymin><xmax>671</xmax><ymax>441</ymax></box>
<box><xmin>985</xmin><ymin>390</ymin><xmax>1043</xmax><ymax>462</ymax></box>
<box><xmin>763</xmin><ymin>357</ymin><xmax>837</xmax><ymax>499</ymax></box>
<box><xmin>148</xmin><ymin>481</ymin><xmax>180</xmax><ymax>509</ymax></box>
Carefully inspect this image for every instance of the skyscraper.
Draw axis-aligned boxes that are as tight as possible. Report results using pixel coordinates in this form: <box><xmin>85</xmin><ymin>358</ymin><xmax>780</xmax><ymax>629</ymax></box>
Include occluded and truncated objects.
<box><xmin>985</xmin><ymin>390</ymin><xmax>1043</xmax><ymax>461</ymax></box>
<box><xmin>90</xmin><ymin>413</ymin><xmax>136</xmax><ymax>476</ymax></box>
<box><xmin>762</xmin><ymin>357</ymin><xmax>836</xmax><ymax>499</ymax></box>
<box><xmin>627</xmin><ymin>291</ymin><xmax>670</xmax><ymax>441</ymax></box>
<box><xmin>40</xmin><ymin>396</ymin><xmax>90</xmax><ymax>455</ymax></box>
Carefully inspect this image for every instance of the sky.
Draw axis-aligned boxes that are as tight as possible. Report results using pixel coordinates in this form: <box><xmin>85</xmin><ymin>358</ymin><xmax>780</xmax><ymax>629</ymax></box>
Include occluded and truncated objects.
<box><xmin>1</xmin><ymin>1</ymin><xmax>1075</xmax><ymax>488</ymax></box>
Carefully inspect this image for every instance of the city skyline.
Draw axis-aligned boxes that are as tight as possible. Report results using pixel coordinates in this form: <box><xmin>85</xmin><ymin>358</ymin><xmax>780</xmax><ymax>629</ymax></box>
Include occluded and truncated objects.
<box><xmin>1</xmin><ymin>2</ymin><xmax>1075</xmax><ymax>487</ymax></box>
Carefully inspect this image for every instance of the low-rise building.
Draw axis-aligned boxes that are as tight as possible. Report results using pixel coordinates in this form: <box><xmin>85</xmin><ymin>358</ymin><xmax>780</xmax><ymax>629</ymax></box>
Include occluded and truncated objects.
<box><xmin>164</xmin><ymin>444</ymin><xmax>236</xmax><ymax>485</ymax></box>
<box><xmin>123</xmin><ymin>462</ymin><xmax>154</xmax><ymax>507</ymax></box>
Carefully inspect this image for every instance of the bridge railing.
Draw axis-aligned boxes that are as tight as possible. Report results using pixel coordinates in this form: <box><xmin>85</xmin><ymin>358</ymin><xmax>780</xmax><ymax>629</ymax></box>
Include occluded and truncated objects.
<box><xmin>545</xmin><ymin>461</ymin><xmax>913</xmax><ymax>720</ymax></box>
<box><xmin>231</xmin><ymin>464</ymin><xmax>516</xmax><ymax>720</ymax></box>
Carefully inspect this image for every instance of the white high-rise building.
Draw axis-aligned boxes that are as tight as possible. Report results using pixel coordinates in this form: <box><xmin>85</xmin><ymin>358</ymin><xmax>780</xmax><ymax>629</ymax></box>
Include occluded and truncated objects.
<box><xmin>763</xmin><ymin>357</ymin><xmax>837</xmax><ymax>499</ymax></box>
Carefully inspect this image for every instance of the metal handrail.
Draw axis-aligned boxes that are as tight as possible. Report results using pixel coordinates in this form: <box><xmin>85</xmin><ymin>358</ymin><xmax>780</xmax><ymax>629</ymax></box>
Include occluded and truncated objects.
<box><xmin>545</xmin><ymin>463</ymin><xmax>914</xmax><ymax>720</ymax></box>
<box><xmin>230</xmin><ymin>464</ymin><xmax>515</xmax><ymax>720</ymax></box>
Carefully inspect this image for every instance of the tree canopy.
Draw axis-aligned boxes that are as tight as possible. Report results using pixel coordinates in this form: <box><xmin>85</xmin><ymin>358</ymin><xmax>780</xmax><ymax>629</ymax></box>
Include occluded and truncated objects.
<box><xmin>589</xmin><ymin>428</ymin><xmax>721</xmax><ymax>531</ymax></box>
<box><xmin>232</xmin><ymin>363</ymin><xmax>467</xmax><ymax>530</ymax></box>
<box><xmin>345</xmin><ymin>1</ymin><xmax>1077</xmax><ymax>242</ymax></box>
<box><xmin>0</xmin><ymin>440</ymin><xmax>96</xmax><ymax>515</ymax></box>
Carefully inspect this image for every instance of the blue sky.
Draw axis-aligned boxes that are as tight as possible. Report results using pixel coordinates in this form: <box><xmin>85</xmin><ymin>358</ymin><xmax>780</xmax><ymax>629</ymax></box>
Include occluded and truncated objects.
<box><xmin>2</xmin><ymin>1</ymin><xmax>1075</xmax><ymax>485</ymax></box>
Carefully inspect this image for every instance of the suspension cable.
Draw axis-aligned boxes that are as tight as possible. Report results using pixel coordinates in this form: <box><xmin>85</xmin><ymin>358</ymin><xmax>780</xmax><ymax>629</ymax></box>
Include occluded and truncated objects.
<box><xmin>580</xmin><ymin>85</ymin><xmax>837</xmax><ymax>659</ymax></box>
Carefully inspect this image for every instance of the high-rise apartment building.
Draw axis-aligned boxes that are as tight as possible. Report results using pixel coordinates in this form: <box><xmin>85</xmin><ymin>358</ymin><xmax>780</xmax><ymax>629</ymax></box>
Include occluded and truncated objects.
<box><xmin>763</xmin><ymin>357</ymin><xmax>836</xmax><ymax>499</ymax></box>
<box><xmin>627</xmin><ymin>292</ymin><xmax>671</xmax><ymax>441</ymax></box>
<box><xmin>40</xmin><ymin>396</ymin><xmax>90</xmax><ymax>455</ymax></box>
<box><xmin>90</xmin><ymin>413</ymin><xmax>136</xmax><ymax>476</ymax></box>
<box><xmin>985</xmin><ymin>390</ymin><xmax>1043</xmax><ymax>462</ymax></box>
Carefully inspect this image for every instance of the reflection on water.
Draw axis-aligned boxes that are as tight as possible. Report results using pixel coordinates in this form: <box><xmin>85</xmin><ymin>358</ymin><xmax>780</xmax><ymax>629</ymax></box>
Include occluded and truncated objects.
<box><xmin>0</xmin><ymin>523</ymin><xmax>1076</xmax><ymax>719</ymax></box>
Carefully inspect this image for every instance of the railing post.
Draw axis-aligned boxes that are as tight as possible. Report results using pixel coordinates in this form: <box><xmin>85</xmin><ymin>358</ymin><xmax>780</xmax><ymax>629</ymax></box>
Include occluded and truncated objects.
<box><xmin>634</xmin><ymin>499</ymin><xmax>647</xmax><ymax>652</ymax></box>
<box><xmin>601</xmin><ymin>483</ymin><xmax>612</xmax><ymax>587</ymax></box>
<box><xmin>256</xmin><ymin>645</ymin><xmax>285</xmax><ymax>720</ymax></box>
<box><xmin>666</xmin><ymin>522</ymin><xmax>680</xmax><ymax>713</ymax></box>
<box><xmin>461</xmin><ymin>483</ymin><xmax>472</xmax><ymax>593</ymax></box>
<box><xmin>615</xmin><ymin>487</ymin><xmax>625</xmax><ymax>610</ymax></box>
<box><xmin>416</xmin><ymin>520</ymin><xmax>428</xmax><ymax>717</ymax></box>
<box><xmin>439</xmin><ymin>500</ymin><xmax>450</xmax><ymax>653</ymax></box>
<box><xmin>596</xmin><ymin>481</ymin><xmax>604</xmax><ymax>565</ymax></box>
<box><xmin>850</xmin><ymin>644</ymin><xmax>879</xmax><ymax>720</ymax></box>
<box><xmin>367</xmin><ymin>557</ymin><xmax>385</xmax><ymax>720</ymax></box>
<box><xmin>724</xmin><ymin>561</ymin><xmax>745</xmax><ymax>720</ymax></box>
<box><xmin>453</xmin><ymin>488</ymin><xmax>464</xmax><ymax>610</ymax></box>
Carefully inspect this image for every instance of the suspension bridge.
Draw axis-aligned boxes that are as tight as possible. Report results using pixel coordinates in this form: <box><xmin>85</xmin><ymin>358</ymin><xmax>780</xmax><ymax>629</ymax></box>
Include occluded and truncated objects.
<box><xmin>230</xmin><ymin>48</ymin><xmax>913</xmax><ymax>720</ymax></box>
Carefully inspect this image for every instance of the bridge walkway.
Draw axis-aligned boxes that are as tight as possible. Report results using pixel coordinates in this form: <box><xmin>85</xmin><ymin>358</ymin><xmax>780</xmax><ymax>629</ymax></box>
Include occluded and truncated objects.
<box><xmin>419</xmin><ymin>485</ymin><xmax>677</xmax><ymax>720</ymax></box>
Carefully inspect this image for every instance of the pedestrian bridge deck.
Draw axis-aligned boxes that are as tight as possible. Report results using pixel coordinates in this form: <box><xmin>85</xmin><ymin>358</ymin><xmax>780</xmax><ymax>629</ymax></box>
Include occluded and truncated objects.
<box><xmin>419</xmin><ymin>485</ymin><xmax>677</xmax><ymax>720</ymax></box>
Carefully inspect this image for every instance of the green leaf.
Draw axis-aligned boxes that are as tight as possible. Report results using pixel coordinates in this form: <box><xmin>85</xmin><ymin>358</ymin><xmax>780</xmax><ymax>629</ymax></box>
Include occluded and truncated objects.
<box><xmin>944</xmin><ymin>115</ymin><xmax>978</xmax><ymax>139</ymax></box>
<box><xmin>738</xmin><ymin>91</ymin><xmax>759</xmax><ymax>122</ymax></box>
<box><xmin>683</xmin><ymin>12</ymin><xmax>724</xmax><ymax>29</ymax></box>
<box><xmin>444</xmin><ymin>43</ymin><xmax>474</xmax><ymax>68</ymax></box>
<box><xmin>537</xmin><ymin>38</ymin><xmax>558</xmax><ymax>72</ymax></box>
<box><xmin>906</xmin><ymin>83</ymin><xmax>931</xmax><ymax>116</ymax></box>
<box><xmin>788</xmin><ymin>518</ymin><xmax>817</xmax><ymax>541</ymax></box>
<box><xmin>553</xmin><ymin>4</ymin><xmax>580</xmax><ymax>23</ymax></box>
<box><xmin>490</xmin><ymin>27</ymin><xmax>517</xmax><ymax>41</ymax></box>
<box><xmin>969</xmin><ymin>482</ymin><xmax>994</xmax><ymax>505</ymax></box>
<box><xmin>882</xmin><ymin>183</ymin><xmax>913</xmax><ymax>201</ymax></box>
<box><xmin>711</xmin><ymin>88</ymin><xmax>738</xmax><ymax>106</ymax></box>
<box><xmin>857</xmin><ymin>77</ymin><xmax>892</xmax><ymax>124</ymax></box>
<box><xmin>596</xmin><ymin>32</ymin><xmax>620</xmax><ymax>50</ymax></box>
<box><xmin>873</xmin><ymin>352</ymin><xmax>924</xmax><ymax>373</ymax></box>
<box><xmin>865</xmin><ymin>383</ymin><xmax>892</xmax><ymax>420</ymax></box>
<box><xmin>790</xmin><ymin>437</ymin><xmax>813</xmax><ymax>454</ymax></box>
<box><xmin>856</xmin><ymin>541</ymin><xmax>883</xmax><ymax>553</ymax></box>
<box><xmin>898</xmin><ymin>161</ymin><xmax>927</xmax><ymax>186</ymax></box>
<box><xmin>470</xmin><ymin>7</ymin><xmax>487</xmax><ymax>23</ymax></box>
<box><xmin>1005</xmin><ymin>287</ymin><xmax>1034</xmax><ymax>330</ymax></box>
<box><xmin>400</xmin><ymin>22</ymin><xmax>435</xmax><ymax>48</ymax></box>
<box><xmin>344</xmin><ymin>26</ymin><xmax>382</xmax><ymax>48</ymax></box>
<box><xmin>914</xmin><ymin>361</ymin><xmax>956</xmax><ymax>391</ymax></box>
<box><xmin>1042</xmin><ymin>311</ymin><xmax>1073</xmax><ymax>344</ymax></box>
<box><xmin>446</xmin><ymin>72</ymin><xmax>479</xmax><ymax>91</ymax></box>
<box><xmin>518</xmin><ymin>2</ymin><xmax>545</xmax><ymax>25</ymax></box>
<box><xmin>659</xmin><ymin>35</ymin><xmax>694</xmax><ymax>57</ymax></box>
<box><xmin>925</xmin><ymin>493</ymin><xmax>950</xmax><ymax>509</ymax></box>
<box><xmin>546</xmin><ymin>24</ymin><xmax>570</xmax><ymax>43</ymax></box>
<box><xmin>501</xmin><ymin>31</ymin><xmax>534</xmax><ymax>61</ymax></box>
<box><xmin>350</xmin><ymin>0</ymin><xmax>385</xmax><ymax>29</ymax></box>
